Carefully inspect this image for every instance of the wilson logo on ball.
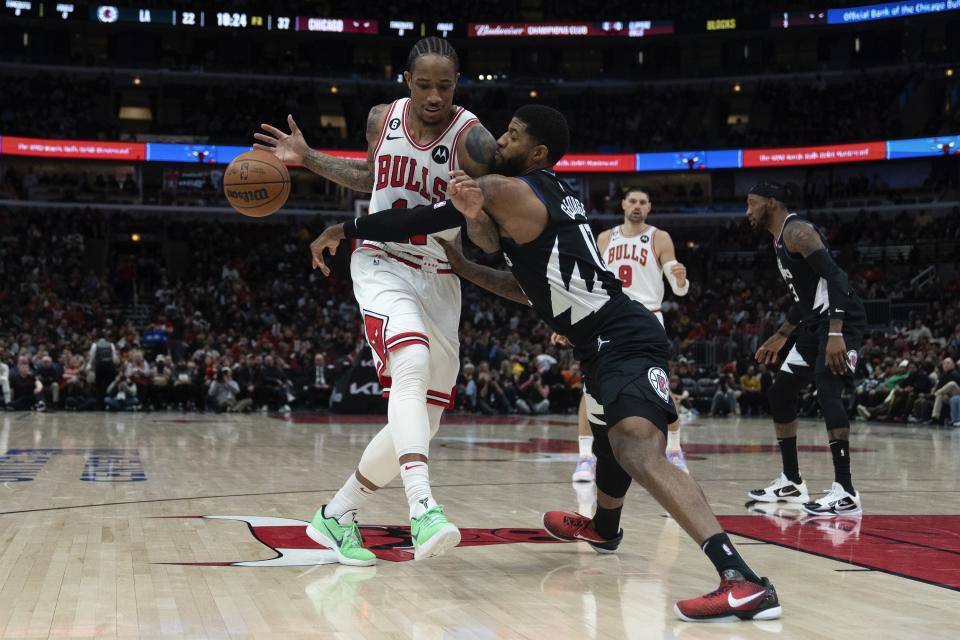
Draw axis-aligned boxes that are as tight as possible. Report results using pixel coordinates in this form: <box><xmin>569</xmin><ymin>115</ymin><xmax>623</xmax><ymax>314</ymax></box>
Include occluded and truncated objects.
<box><xmin>226</xmin><ymin>188</ymin><xmax>270</xmax><ymax>203</ymax></box>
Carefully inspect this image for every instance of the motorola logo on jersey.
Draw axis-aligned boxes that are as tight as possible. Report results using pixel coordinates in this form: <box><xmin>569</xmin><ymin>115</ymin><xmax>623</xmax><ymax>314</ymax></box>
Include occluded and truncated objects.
<box><xmin>648</xmin><ymin>367</ymin><xmax>671</xmax><ymax>403</ymax></box>
<box><xmin>431</xmin><ymin>145</ymin><xmax>450</xmax><ymax>164</ymax></box>
<box><xmin>640</xmin><ymin>234</ymin><xmax>650</xmax><ymax>242</ymax></box>
<box><xmin>388</xmin><ymin>118</ymin><xmax>401</xmax><ymax>130</ymax></box>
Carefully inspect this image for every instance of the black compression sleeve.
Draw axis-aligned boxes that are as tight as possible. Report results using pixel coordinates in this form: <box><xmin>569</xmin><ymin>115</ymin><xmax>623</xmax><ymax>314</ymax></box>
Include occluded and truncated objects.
<box><xmin>342</xmin><ymin>200</ymin><xmax>465</xmax><ymax>242</ymax></box>
<box><xmin>805</xmin><ymin>248</ymin><xmax>853</xmax><ymax>319</ymax></box>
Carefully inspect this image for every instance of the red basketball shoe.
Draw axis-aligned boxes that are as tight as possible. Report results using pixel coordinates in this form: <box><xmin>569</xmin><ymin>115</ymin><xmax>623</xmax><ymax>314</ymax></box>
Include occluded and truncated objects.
<box><xmin>541</xmin><ymin>511</ymin><xmax>622</xmax><ymax>553</ymax></box>
<box><xmin>674</xmin><ymin>571</ymin><xmax>782</xmax><ymax>622</ymax></box>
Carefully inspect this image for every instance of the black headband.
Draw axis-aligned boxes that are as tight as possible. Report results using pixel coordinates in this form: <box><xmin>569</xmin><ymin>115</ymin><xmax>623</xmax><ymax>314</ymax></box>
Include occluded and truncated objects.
<box><xmin>748</xmin><ymin>182</ymin><xmax>788</xmax><ymax>201</ymax></box>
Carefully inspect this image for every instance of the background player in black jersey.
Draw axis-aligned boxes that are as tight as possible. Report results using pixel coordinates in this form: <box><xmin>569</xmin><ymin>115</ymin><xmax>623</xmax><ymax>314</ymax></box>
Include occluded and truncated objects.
<box><xmin>747</xmin><ymin>182</ymin><xmax>866</xmax><ymax>516</ymax></box>
<box><xmin>310</xmin><ymin>105</ymin><xmax>781</xmax><ymax>623</ymax></box>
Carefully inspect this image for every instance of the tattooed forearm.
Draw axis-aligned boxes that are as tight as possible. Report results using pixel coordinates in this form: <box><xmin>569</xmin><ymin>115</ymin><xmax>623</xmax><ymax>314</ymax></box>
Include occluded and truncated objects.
<box><xmin>303</xmin><ymin>150</ymin><xmax>373</xmax><ymax>192</ymax></box>
<box><xmin>457</xmin><ymin>261</ymin><xmax>528</xmax><ymax>306</ymax></box>
<box><xmin>464</xmin><ymin>210</ymin><xmax>501</xmax><ymax>253</ymax></box>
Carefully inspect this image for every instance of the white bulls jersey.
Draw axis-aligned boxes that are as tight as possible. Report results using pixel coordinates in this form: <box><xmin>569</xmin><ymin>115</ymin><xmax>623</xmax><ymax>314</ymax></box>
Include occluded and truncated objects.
<box><xmin>367</xmin><ymin>97</ymin><xmax>479</xmax><ymax>263</ymax></box>
<box><xmin>604</xmin><ymin>225</ymin><xmax>664</xmax><ymax>312</ymax></box>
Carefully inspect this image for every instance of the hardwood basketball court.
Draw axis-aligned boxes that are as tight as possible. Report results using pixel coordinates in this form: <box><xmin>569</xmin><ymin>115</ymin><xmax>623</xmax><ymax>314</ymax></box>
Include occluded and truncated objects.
<box><xmin>0</xmin><ymin>412</ymin><xmax>957</xmax><ymax>639</ymax></box>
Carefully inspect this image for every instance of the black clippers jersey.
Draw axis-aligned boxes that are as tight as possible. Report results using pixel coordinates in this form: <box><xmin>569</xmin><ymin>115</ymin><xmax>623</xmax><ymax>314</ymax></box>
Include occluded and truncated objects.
<box><xmin>774</xmin><ymin>214</ymin><xmax>863</xmax><ymax>325</ymax></box>
<box><xmin>500</xmin><ymin>170</ymin><xmax>625</xmax><ymax>348</ymax></box>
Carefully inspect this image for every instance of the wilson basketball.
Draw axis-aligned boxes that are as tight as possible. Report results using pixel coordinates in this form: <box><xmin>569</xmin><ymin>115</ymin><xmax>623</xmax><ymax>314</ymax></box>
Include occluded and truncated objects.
<box><xmin>223</xmin><ymin>149</ymin><xmax>290</xmax><ymax>217</ymax></box>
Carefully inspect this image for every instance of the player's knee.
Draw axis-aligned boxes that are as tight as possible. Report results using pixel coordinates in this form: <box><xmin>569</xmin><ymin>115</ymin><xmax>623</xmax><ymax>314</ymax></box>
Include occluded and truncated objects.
<box><xmin>768</xmin><ymin>376</ymin><xmax>800</xmax><ymax>424</ymax></box>
<box><xmin>387</xmin><ymin>343</ymin><xmax>430</xmax><ymax>397</ymax></box>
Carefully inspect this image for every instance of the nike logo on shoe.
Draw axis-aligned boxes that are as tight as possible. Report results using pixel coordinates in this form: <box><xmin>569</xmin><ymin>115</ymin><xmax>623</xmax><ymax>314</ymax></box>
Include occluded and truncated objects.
<box><xmin>775</xmin><ymin>486</ymin><xmax>800</xmax><ymax>496</ymax></box>
<box><xmin>727</xmin><ymin>589</ymin><xmax>766</xmax><ymax>608</ymax></box>
<box><xmin>321</xmin><ymin>521</ymin><xmax>344</xmax><ymax>546</ymax></box>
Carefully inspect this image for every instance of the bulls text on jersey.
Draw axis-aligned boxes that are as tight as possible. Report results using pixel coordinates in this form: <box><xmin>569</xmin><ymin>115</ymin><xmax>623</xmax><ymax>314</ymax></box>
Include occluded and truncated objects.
<box><xmin>375</xmin><ymin>154</ymin><xmax>448</xmax><ymax>204</ymax></box>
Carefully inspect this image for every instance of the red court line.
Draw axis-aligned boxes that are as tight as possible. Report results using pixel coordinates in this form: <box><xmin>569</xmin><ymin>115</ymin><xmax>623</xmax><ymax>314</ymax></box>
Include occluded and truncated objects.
<box><xmin>718</xmin><ymin>515</ymin><xmax>960</xmax><ymax>591</ymax></box>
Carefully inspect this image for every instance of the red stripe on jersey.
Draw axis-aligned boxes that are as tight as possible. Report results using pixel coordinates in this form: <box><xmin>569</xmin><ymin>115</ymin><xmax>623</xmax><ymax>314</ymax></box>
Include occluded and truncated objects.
<box><xmin>401</xmin><ymin>101</ymin><xmax>466</xmax><ymax>151</ymax></box>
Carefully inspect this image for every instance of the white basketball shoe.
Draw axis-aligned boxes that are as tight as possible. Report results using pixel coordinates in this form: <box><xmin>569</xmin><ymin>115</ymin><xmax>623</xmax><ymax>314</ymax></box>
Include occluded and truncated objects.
<box><xmin>748</xmin><ymin>473</ymin><xmax>810</xmax><ymax>504</ymax></box>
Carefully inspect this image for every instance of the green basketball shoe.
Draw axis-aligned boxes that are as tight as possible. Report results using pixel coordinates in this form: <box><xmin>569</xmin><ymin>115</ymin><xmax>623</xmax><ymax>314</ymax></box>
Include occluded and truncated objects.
<box><xmin>306</xmin><ymin>506</ymin><xmax>376</xmax><ymax>566</ymax></box>
<box><xmin>410</xmin><ymin>505</ymin><xmax>461</xmax><ymax>561</ymax></box>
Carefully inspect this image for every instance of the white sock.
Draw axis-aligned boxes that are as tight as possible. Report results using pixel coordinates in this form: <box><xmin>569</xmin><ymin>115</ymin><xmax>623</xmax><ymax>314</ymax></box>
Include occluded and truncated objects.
<box><xmin>325</xmin><ymin>473</ymin><xmax>375</xmax><ymax>521</ymax></box>
<box><xmin>400</xmin><ymin>461</ymin><xmax>435</xmax><ymax>518</ymax></box>
<box><xmin>578</xmin><ymin>435</ymin><xmax>594</xmax><ymax>458</ymax></box>
<box><xmin>667</xmin><ymin>429</ymin><xmax>681</xmax><ymax>451</ymax></box>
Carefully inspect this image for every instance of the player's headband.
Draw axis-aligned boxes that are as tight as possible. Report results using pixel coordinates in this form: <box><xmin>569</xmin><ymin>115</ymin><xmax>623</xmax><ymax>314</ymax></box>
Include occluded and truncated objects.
<box><xmin>748</xmin><ymin>182</ymin><xmax>789</xmax><ymax>201</ymax></box>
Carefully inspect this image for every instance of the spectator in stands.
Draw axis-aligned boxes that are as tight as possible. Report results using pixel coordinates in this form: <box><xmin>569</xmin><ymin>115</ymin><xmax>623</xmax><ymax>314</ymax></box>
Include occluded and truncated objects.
<box><xmin>303</xmin><ymin>353</ymin><xmax>332</xmax><ymax>410</ymax></box>
<box><xmin>61</xmin><ymin>354</ymin><xmax>95</xmax><ymax>411</ymax></box>
<box><xmin>208</xmin><ymin>367</ymin><xmax>247</xmax><ymax>412</ymax></box>
<box><xmin>104</xmin><ymin>372</ymin><xmax>138</xmax><ymax>411</ymax></box>
<box><xmin>87</xmin><ymin>329</ymin><xmax>119</xmax><ymax>409</ymax></box>
<box><xmin>930</xmin><ymin>357</ymin><xmax>960</xmax><ymax>425</ymax></box>
<box><xmin>907</xmin><ymin>319</ymin><xmax>933</xmax><ymax>345</ymax></box>
<box><xmin>738</xmin><ymin>366</ymin><xmax>763</xmax><ymax>416</ymax></box>
<box><xmin>478</xmin><ymin>370</ymin><xmax>512</xmax><ymax>415</ymax></box>
<box><xmin>518</xmin><ymin>369</ymin><xmax>550</xmax><ymax>415</ymax></box>
<box><xmin>35</xmin><ymin>355</ymin><xmax>62</xmax><ymax>409</ymax></box>
<box><xmin>0</xmin><ymin>357</ymin><xmax>10</xmax><ymax>408</ymax></box>
<box><xmin>710</xmin><ymin>371</ymin><xmax>740</xmax><ymax>417</ymax></box>
<box><xmin>10</xmin><ymin>357</ymin><xmax>43</xmax><ymax>410</ymax></box>
<box><xmin>458</xmin><ymin>363</ymin><xmax>478</xmax><ymax>413</ymax></box>
<box><xmin>172</xmin><ymin>360</ymin><xmax>202</xmax><ymax>410</ymax></box>
<box><xmin>148</xmin><ymin>355</ymin><xmax>173</xmax><ymax>410</ymax></box>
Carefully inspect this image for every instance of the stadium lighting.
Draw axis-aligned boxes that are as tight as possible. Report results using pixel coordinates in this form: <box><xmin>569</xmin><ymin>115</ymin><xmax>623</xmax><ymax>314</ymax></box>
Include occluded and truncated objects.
<box><xmin>330</xmin><ymin>85</ymin><xmax>339</xmax><ymax>94</ymax></box>
<box><xmin>131</xmin><ymin>233</ymin><xmax>141</xmax><ymax>242</ymax></box>
<box><xmin>733</xmin><ymin>83</ymin><xmax>741</xmax><ymax>93</ymax></box>
<box><xmin>947</xmin><ymin>69</ymin><xmax>954</xmax><ymax>77</ymax></box>
<box><xmin>529</xmin><ymin>90</ymin><xmax>538</xmax><ymax>98</ymax></box>
<box><xmin>132</xmin><ymin>77</ymin><xmax>141</xmax><ymax>86</ymax></box>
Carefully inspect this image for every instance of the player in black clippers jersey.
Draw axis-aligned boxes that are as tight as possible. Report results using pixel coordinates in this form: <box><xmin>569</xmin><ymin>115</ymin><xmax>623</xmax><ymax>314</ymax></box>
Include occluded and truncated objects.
<box><xmin>310</xmin><ymin>105</ymin><xmax>781</xmax><ymax>624</ymax></box>
<box><xmin>747</xmin><ymin>182</ymin><xmax>867</xmax><ymax>517</ymax></box>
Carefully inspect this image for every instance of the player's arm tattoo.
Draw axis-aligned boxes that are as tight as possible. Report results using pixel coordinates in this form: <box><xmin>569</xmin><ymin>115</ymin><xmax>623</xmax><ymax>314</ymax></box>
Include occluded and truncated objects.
<box><xmin>454</xmin><ymin>260</ymin><xmax>528</xmax><ymax>306</ymax></box>
<box><xmin>301</xmin><ymin>104</ymin><xmax>386</xmax><ymax>193</ymax></box>
<box><xmin>781</xmin><ymin>220</ymin><xmax>825</xmax><ymax>257</ymax></box>
<box><xmin>464</xmin><ymin>210</ymin><xmax>501</xmax><ymax>253</ymax></box>
<box><xmin>460</xmin><ymin>125</ymin><xmax>498</xmax><ymax>177</ymax></box>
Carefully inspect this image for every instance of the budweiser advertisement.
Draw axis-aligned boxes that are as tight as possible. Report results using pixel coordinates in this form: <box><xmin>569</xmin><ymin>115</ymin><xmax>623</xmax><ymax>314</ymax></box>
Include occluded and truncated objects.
<box><xmin>468</xmin><ymin>21</ymin><xmax>673</xmax><ymax>38</ymax></box>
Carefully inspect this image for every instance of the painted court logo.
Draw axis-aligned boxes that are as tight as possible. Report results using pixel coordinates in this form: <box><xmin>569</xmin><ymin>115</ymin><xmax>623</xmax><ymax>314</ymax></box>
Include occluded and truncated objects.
<box><xmin>157</xmin><ymin>516</ymin><xmax>566</xmax><ymax>566</ymax></box>
<box><xmin>648</xmin><ymin>367</ymin><xmax>671</xmax><ymax>403</ymax></box>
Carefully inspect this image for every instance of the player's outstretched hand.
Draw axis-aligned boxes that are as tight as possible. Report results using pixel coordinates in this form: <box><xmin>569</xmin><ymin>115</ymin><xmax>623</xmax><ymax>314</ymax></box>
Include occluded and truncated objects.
<box><xmin>670</xmin><ymin>261</ymin><xmax>688</xmax><ymax>288</ymax></box>
<box><xmin>448</xmin><ymin>170</ymin><xmax>484</xmax><ymax>219</ymax></box>
<box><xmin>825</xmin><ymin>334</ymin><xmax>849</xmax><ymax>375</ymax></box>
<box><xmin>755</xmin><ymin>333</ymin><xmax>787</xmax><ymax>365</ymax></box>
<box><xmin>436</xmin><ymin>237</ymin><xmax>466</xmax><ymax>273</ymax></box>
<box><xmin>550</xmin><ymin>333</ymin><xmax>570</xmax><ymax>347</ymax></box>
<box><xmin>310</xmin><ymin>224</ymin><xmax>346</xmax><ymax>276</ymax></box>
<box><xmin>254</xmin><ymin>114</ymin><xmax>310</xmax><ymax>166</ymax></box>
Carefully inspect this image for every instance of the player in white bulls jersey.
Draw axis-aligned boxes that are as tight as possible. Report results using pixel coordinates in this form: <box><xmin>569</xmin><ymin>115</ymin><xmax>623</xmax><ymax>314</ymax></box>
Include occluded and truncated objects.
<box><xmin>255</xmin><ymin>37</ymin><xmax>499</xmax><ymax>564</ymax></box>
<box><xmin>563</xmin><ymin>188</ymin><xmax>690</xmax><ymax>486</ymax></box>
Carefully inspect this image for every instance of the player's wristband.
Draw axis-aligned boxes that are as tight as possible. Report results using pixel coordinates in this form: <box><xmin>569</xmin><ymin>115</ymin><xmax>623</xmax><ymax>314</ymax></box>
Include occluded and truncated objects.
<box><xmin>828</xmin><ymin>332</ymin><xmax>843</xmax><ymax>337</ymax></box>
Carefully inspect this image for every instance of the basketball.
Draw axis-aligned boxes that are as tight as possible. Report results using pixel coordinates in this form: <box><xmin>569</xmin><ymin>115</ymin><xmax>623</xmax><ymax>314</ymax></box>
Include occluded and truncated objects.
<box><xmin>223</xmin><ymin>149</ymin><xmax>290</xmax><ymax>217</ymax></box>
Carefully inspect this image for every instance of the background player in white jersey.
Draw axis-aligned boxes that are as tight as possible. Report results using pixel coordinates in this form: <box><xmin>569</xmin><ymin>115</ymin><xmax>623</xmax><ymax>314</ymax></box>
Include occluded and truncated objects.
<box><xmin>255</xmin><ymin>37</ymin><xmax>499</xmax><ymax>565</ymax></box>
<box><xmin>564</xmin><ymin>188</ymin><xmax>690</xmax><ymax>483</ymax></box>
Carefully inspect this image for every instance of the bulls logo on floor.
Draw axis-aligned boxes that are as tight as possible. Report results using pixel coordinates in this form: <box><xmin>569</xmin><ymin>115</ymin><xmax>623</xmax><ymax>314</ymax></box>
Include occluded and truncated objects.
<box><xmin>157</xmin><ymin>516</ymin><xmax>567</xmax><ymax>566</ymax></box>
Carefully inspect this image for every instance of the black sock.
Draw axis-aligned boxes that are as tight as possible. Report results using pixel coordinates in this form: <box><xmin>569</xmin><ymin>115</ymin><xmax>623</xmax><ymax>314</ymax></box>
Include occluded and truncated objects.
<box><xmin>829</xmin><ymin>439</ymin><xmax>855</xmax><ymax>494</ymax></box>
<box><xmin>591</xmin><ymin>505</ymin><xmax>622</xmax><ymax>539</ymax></box>
<box><xmin>777</xmin><ymin>436</ymin><xmax>801</xmax><ymax>484</ymax></box>
<box><xmin>702</xmin><ymin>533</ymin><xmax>762</xmax><ymax>584</ymax></box>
